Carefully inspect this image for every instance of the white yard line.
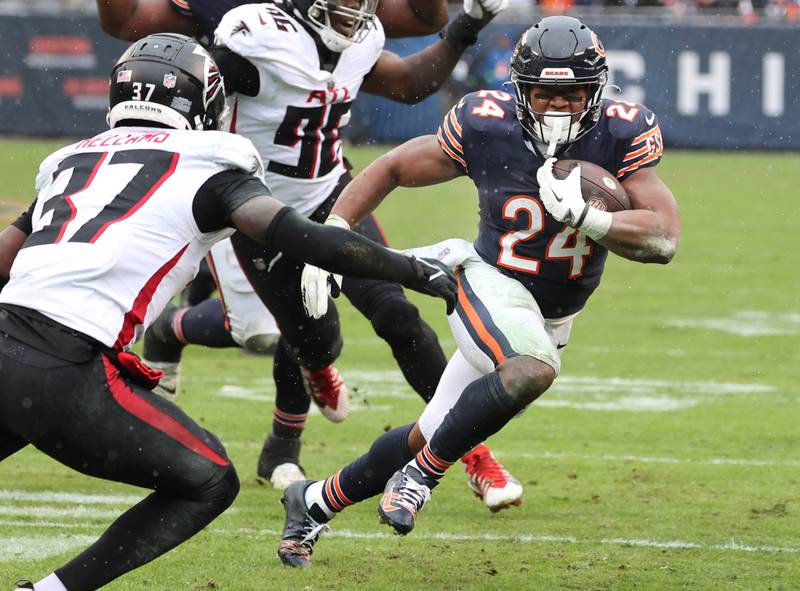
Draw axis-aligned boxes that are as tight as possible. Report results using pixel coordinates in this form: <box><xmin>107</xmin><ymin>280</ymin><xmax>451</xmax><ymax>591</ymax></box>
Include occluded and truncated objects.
<box><xmin>666</xmin><ymin>311</ymin><xmax>800</xmax><ymax>337</ymax></box>
<box><xmin>233</xmin><ymin>527</ymin><xmax>800</xmax><ymax>555</ymax></box>
<box><xmin>214</xmin><ymin>385</ymin><xmax>395</xmax><ymax>412</ymax></box>
<box><xmin>0</xmin><ymin>519</ymin><xmax>97</xmax><ymax>529</ymax></box>
<box><xmin>0</xmin><ymin>535</ymin><xmax>96</xmax><ymax>563</ymax></box>
<box><xmin>536</xmin><ymin>397</ymin><xmax>701</xmax><ymax>411</ymax></box>
<box><xmin>2</xmin><ymin>491</ymin><xmax>797</xmax><ymax>563</ymax></box>
<box><xmin>509</xmin><ymin>450</ymin><xmax>800</xmax><ymax>467</ymax></box>
<box><xmin>0</xmin><ymin>505</ymin><xmax>121</xmax><ymax>519</ymax></box>
<box><xmin>0</xmin><ymin>490</ymin><xmax>142</xmax><ymax>505</ymax></box>
<box><xmin>2</xmin><ymin>521</ymin><xmax>795</xmax><ymax>559</ymax></box>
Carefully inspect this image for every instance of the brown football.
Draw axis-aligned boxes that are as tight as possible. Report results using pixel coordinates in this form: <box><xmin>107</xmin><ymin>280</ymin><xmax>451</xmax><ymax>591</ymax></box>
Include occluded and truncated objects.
<box><xmin>551</xmin><ymin>159</ymin><xmax>631</xmax><ymax>213</ymax></box>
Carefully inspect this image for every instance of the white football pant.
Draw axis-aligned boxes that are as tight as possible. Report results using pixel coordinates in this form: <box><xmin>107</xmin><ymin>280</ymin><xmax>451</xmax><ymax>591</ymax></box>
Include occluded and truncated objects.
<box><xmin>418</xmin><ymin>246</ymin><xmax>577</xmax><ymax>441</ymax></box>
<box><xmin>207</xmin><ymin>238</ymin><xmax>280</xmax><ymax>354</ymax></box>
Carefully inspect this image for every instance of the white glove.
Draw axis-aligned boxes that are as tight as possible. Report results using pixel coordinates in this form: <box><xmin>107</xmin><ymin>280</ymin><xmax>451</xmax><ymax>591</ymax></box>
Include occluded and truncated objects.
<box><xmin>301</xmin><ymin>264</ymin><xmax>341</xmax><ymax>319</ymax></box>
<box><xmin>536</xmin><ymin>158</ymin><xmax>585</xmax><ymax>225</ymax></box>
<box><xmin>463</xmin><ymin>0</ymin><xmax>509</xmax><ymax>19</ymax></box>
<box><xmin>536</xmin><ymin>158</ymin><xmax>612</xmax><ymax>241</ymax></box>
<box><xmin>300</xmin><ymin>214</ymin><xmax>349</xmax><ymax>319</ymax></box>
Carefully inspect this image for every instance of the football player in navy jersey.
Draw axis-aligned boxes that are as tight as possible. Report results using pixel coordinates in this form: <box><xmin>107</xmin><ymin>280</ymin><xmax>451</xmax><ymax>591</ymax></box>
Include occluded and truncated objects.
<box><xmin>0</xmin><ymin>34</ymin><xmax>458</xmax><ymax>591</ymax></box>
<box><xmin>96</xmin><ymin>0</ymin><xmax>526</xmax><ymax>512</ymax></box>
<box><xmin>274</xmin><ymin>16</ymin><xmax>680</xmax><ymax>565</ymax></box>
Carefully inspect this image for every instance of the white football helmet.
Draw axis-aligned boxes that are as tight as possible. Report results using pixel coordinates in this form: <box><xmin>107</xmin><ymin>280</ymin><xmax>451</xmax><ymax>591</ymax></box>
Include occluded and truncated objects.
<box><xmin>293</xmin><ymin>0</ymin><xmax>378</xmax><ymax>52</ymax></box>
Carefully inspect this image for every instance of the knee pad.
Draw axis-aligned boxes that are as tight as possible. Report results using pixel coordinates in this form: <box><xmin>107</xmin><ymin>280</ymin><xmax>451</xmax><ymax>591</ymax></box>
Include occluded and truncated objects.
<box><xmin>242</xmin><ymin>333</ymin><xmax>280</xmax><ymax>355</ymax></box>
<box><xmin>369</xmin><ymin>297</ymin><xmax>423</xmax><ymax>344</ymax></box>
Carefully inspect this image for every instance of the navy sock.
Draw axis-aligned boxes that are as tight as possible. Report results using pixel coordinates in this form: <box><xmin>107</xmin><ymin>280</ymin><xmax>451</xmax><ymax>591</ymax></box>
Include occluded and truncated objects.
<box><xmin>416</xmin><ymin>372</ymin><xmax>521</xmax><ymax>480</ymax></box>
<box><xmin>180</xmin><ymin>298</ymin><xmax>236</xmax><ymax>348</ymax></box>
<box><xmin>321</xmin><ymin>423</ymin><xmax>415</xmax><ymax>511</ymax></box>
<box><xmin>272</xmin><ymin>342</ymin><xmax>310</xmax><ymax>439</ymax></box>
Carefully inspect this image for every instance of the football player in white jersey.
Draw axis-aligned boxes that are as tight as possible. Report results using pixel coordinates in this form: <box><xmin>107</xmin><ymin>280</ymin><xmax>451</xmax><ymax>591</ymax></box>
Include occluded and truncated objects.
<box><xmin>1</xmin><ymin>34</ymin><xmax>458</xmax><ymax>591</ymax></box>
<box><xmin>111</xmin><ymin>0</ymin><xmax>524</xmax><ymax>513</ymax></box>
<box><xmin>96</xmin><ymin>0</ymin><xmax>453</xmax><ymax>398</ymax></box>
<box><xmin>97</xmin><ymin>0</ymin><xmax>450</xmax><ymax>43</ymax></box>
<box><xmin>94</xmin><ymin>0</ymin><xmax>453</xmax><ymax>377</ymax></box>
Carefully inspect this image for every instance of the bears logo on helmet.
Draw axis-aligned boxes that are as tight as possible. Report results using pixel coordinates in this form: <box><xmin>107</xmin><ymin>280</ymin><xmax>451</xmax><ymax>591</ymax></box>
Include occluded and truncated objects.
<box><xmin>509</xmin><ymin>16</ymin><xmax>608</xmax><ymax>152</ymax></box>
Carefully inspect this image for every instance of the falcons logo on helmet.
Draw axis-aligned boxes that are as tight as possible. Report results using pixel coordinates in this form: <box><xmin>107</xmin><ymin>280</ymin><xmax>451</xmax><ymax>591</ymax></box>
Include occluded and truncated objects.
<box><xmin>205</xmin><ymin>62</ymin><xmax>223</xmax><ymax>108</ymax></box>
<box><xmin>231</xmin><ymin>20</ymin><xmax>251</xmax><ymax>36</ymax></box>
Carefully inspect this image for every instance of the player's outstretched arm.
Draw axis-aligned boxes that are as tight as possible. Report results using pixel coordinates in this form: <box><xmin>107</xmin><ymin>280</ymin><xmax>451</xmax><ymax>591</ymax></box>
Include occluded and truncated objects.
<box><xmin>300</xmin><ymin>135</ymin><xmax>462</xmax><ymax>318</ymax></box>
<box><xmin>230</xmin><ymin>195</ymin><xmax>457</xmax><ymax>312</ymax></box>
<box><xmin>331</xmin><ymin>135</ymin><xmax>463</xmax><ymax>227</ymax></box>
<box><xmin>362</xmin><ymin>0</ymin><xmax>508</xmax><ymax>103</ymax></box>
<box><xmin>96</xmin><ymin>0</ymin><xmax>197</xmax><ymax>41</ymax></box>
<box><xmin>378</xmin><ymin>0</ymin><xmax>448</xmax><ymax>38</ymax></box>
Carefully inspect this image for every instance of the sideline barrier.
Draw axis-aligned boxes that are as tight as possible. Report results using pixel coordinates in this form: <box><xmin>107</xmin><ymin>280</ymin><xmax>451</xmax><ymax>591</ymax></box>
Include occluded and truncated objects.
<box><xmin>0</xmin><ymin>15</ymin><xmax>797</xmax><ymax>150</ymax></box>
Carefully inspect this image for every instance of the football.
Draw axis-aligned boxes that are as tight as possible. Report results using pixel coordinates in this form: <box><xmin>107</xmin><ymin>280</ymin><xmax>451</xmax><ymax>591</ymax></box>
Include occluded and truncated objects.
<box><xmin>552</xmin><ymin>159</ymin><xmax>631</xmax><ymax>213</ymax></box>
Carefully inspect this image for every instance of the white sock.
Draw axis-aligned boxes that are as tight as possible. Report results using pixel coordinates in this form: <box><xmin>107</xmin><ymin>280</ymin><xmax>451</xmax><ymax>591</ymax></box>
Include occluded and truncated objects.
<box><xmin>304</xmin><ymin>480</ymin><xmax>335</xmax><ymax>519</ymax></box>
<box><xmin>35</xmin><ymin>574</ymin><xmax>68</xmax><ymax>591</ymax></box>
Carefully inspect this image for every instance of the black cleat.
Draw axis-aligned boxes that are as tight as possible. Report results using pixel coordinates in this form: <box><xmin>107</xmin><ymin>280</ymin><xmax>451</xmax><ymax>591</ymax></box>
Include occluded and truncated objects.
<box><xmin>378</xmin><ymin>464</ymin><xmax>437</xmax><ymax>536</ymax></box>
<box><xmin>277</xmin><ymin>480</ymin><xmax>330</xmax><ymax>568</ymax></box>
<box><xmin>257</xmin><ymin>433</ymin><xmax>305</xmax><ymax>489</ymax></box>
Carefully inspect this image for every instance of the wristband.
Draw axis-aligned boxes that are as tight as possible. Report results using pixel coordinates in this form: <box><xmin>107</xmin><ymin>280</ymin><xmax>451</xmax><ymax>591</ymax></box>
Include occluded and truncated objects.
<box><xmin>325</xmin><ymin>213</ymin><xmax>350</xmax><ymax>230</ymax></box>
<box><xmin>577</xmin><ymin>205</ymin><xmax>612</xmax><ymax>242</ymax></box>
<box><xmin>438</xmin><ymin>12</ymin><xmax>492</xmax><ymax>51</ymax></box>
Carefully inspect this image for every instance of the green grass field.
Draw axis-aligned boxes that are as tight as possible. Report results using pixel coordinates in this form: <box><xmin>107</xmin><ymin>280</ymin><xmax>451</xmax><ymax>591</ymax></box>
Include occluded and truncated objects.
<box><xmin>0</xmin><ymin>139</ymin><xmax>798</xmax><ymax>590</ymax></box>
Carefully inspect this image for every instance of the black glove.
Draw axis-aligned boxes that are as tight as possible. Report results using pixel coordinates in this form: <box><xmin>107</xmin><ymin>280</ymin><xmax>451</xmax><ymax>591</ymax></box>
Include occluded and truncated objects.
<box><xmin>404</xmin><ymin>256</ymin><xmax>458</xmax><ymax>315</ymax></box>
<box><xmin>439</xmin><ymin>10</ymin><xmax>497</xmax><ymax>51</ymax></box>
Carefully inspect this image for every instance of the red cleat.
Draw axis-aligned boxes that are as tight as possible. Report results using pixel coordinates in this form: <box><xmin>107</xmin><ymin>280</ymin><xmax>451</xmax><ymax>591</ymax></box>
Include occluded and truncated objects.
<box><xmin>301</xmin><ymin>365</ymin><xmax>350</xmax><ymax>423</ymax></box>
<box><xmin>462</xmin><ymin>444</ymin><xmax>523</xmax><ymax>512</ymax></box>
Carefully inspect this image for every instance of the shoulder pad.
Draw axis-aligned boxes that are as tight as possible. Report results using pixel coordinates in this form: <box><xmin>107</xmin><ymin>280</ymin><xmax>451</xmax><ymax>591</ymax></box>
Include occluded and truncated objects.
<box><xmin>215</xmin><ymin>3</ymin><xmax>299</xmax><ymax>59</ymax></box>
<box><xmin>457</xmin><ymin>90</ymin><xmax>516</xmax><ymax>131</ymax></box>
<box><xmin>601</xmin><ymin>99</ymin><xmax>659</xmax><ymax>142</ymax></box>
<box><xmin>35</xmin><ymin>140</ymin><xmax>81</xmax><ymax>194</ymax></box>
<box><xmin>207</xmin><ymin>131</ymin><xmax>265</xmax><ymax>181</ymax></box>
<box><xmin>436</xmin><ymin>91</ymin><xmax>516</xmax><ymax>174</ymax></box>
<box><xmin>600</xmin><ymin>100</ymin><xmax>664</xmax><ymax>179</ymax></box>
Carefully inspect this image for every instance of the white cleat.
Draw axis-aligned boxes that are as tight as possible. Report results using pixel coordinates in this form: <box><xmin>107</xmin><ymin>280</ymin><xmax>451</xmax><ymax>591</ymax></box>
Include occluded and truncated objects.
<box><xmin>270</xmin><ymin>463</ymin><xmax>307</xmax><ymax>490</ymax></box>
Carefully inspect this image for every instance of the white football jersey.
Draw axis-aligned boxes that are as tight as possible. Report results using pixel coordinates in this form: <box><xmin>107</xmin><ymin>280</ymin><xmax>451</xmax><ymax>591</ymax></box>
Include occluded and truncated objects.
<box><xmin>215</xmin><ymin>3</ymin><xmax>385</xmax><ymax>216</ymax></box>
<box><xmin>0</xmin><ymin>127</ymin><xmax>263</xmax><ymax>350</ymax></box>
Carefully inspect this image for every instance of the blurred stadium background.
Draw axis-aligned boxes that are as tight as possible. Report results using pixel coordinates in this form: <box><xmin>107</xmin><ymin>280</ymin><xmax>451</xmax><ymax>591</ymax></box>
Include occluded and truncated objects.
<box><xmin>0</xmin><ymin>0</ymin><xmax>798</xmax><ymax>148</ymax></box>
<box><xmin>1</xmin><ymin>2</ymin><xmax>798</xmax><ymax>590</ymax></box>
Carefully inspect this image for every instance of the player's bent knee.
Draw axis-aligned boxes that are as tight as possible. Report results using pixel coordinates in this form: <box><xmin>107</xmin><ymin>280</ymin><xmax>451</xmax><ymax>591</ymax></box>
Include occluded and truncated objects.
<box><xmin>291</xmin><ymin>332</ymin><xmax>343</xmax><ymax>368</ymax></box>
<box><xmin>369</xmin><ymin>297</ymin><xmax>422</xmax><ymax>344</ymax></box>
<box><xmin>497</xmin><ymin>355</ymin><xmax>556</xmax><ymax>407</ymax></box>
<box><xmin>204</xmin><ymin>464</ymin><xmax>240</xmax><ymax>515</ymax></box>
<box><xmin>242</xmin><ymin>333</ymin><xmax>279</xmax><ymax>355</ymax></box>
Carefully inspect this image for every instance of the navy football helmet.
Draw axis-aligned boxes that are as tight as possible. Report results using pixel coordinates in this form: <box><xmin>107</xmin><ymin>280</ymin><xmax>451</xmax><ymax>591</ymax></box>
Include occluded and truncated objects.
<box><xmin>285</xmin><ymin>0</ymin><xmax>378</xmax><ymax>52</ymax></box>
<box><xmin>108</xmin><ymin>33</ymin><xmax>227</xmax><ymax>131</ymax></box>
<box><xmin>510</xmin><ymin>16</ymin><xmax>608</xmax><ymax>150</ymax></box>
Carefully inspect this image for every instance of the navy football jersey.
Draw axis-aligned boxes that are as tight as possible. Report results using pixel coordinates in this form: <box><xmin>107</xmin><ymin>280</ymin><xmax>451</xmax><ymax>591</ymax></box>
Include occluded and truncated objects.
<box><xmin>170</xmin><ymin>0</ymin><xmax>248</xmax><ymax>39</ymax></box>
<box><xmin>438</xmin><ymin>90</ymin><xmax>664</xmax><ymax>318</ymax></box>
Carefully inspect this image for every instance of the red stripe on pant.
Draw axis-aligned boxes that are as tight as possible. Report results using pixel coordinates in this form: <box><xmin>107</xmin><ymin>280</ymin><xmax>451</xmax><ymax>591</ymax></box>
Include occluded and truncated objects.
<box><xmin>102</xmin><ymin>355</ymin><xmax>229</xmax><ymax>466</ymax></box>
